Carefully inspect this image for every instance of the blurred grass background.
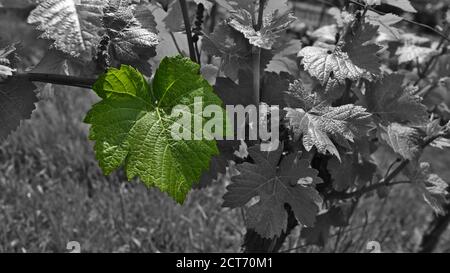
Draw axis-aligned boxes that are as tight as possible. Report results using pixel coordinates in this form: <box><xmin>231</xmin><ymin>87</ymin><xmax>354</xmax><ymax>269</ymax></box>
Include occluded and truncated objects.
<box><xmin>0</xmin><ymin>2</ymin><xmax>449</xmax><ymax>253</ymax></box>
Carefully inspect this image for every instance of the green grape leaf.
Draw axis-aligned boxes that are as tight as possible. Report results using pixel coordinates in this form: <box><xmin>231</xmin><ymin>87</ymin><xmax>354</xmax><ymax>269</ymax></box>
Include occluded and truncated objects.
<box><xmin>227</xmin><ymin>9</ymin><xmax>296</xmax><ymax>50</ymax></box>
<box><xmin>343</xmin><ymin>22</ymin><xmax>382</xmax><ymax>75</ymax></box>
<box><xmin>365</xmin><ymin>74</ymin><xmax>428</xmax><ymax>125</ymax></box>
<box><xmin>298</xmin><ymin>46</ymin><xmax>370</xmax><ymax>91</ymax></box>
<box><xmin>284</xmin><ymin>81</ymin><xmax>372</xmax><ymax>160</ymax></box>
<box><xmin>379</xmin><ymin>122</ymin><xmax>423</xmax><ymax>161</ymax></box>
<box><xmin>407</xmin><ymin>162</ymin><xmax>448</xmax><ymax>215</ymax></box>
<box><xmin>84</xmin><ymin>56</ymin><xmax>227</xmax><ymax>203</ymax></box>
<box><xmin>27</xmin><ymin>0</ymin><xmax>105</xmax><ymax>60</ymax></box>
<box><xmin>223</xmin><ymin>144</ymin><xmax>323</xmax><ymax>238</ymax></box>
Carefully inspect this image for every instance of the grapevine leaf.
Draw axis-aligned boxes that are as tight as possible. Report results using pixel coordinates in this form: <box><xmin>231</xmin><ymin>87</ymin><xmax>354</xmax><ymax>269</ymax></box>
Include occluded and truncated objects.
<box><xmin>379</xmin><ymin>122</ymin><xmax>423</xmax><ymax>161</ymax></box>
<box><xmin>382</xmin><ymin>0</ymin><xmax>417</xmax><ymax>13</ymax></box>
<box><xmin>215</xmin><ymin>70</ymin><xmax>292</xmax><ymax>107</ymax></box>
<box><xmin>327</xmin><ymin>154</ymin><xmax>377</xmax><ymax>191</ymax></box>
<box><xmin>153</xmin><ymin>0</ymin><xmax>172</xmax><ymax>11</ymax></box>
<box><xmin>265</xmin><ymin>0</ymin><xmax>292</xmax><ymax>15</ymax></box>
<box><xmin>407</xmin><ymin>162</ymin><xmax>449</xmax><ymax>215</ymax></box>
<box><xmin>261</xmin><ymin>72</ymin><xmax>294</xmax><ymax>107</ymax></box>
<box><xmin>31</xmin><ymin>50</ymin><xmax>70</xmax><ymax>75</ymax></box>
<box><xmin>200</xmin><ymin>64</ymin><xmax>219</xmax><ymax>85</ymax></box>
<box><xmin>162</xmin><ymin>0</ymin><xmax>185</xmax><ymax>33</ymax></box>
<box><xmin>366</xmin><ymin>11</ymin><xmax>403</xmax><ymax>40</ymax></box>
<box><xmin>328</xmin><ymin>7</ymin><xmax>355</xmax><ymax>28</ymax></box>
<box><xmin>310</xmin><ymin>25</ymin><xmax>338</xmax><ymax>44</ymax></box>
<box><xmin>223</xmin><ymin>144</ymin><xmax>323</xmax><ymax>238</ymax></box>
<box><xmin>202</xmin><ymin>22</ymin><xmax>250</xmax><ymax>81</ymax></box>
<box><xmin>327</xmin><ymin>155</ymin><xmax>356</xmax><ymax>191</ymax></box>
<box><xmin>162</xmin><ymin>0</ymin><xmax>209</xmax><ymax>33</ymax></box>
<box><xmin>298</xmin><ymin>46</ymin><xmax>369</xmax><ymax>90</ymax></box>
<box><xmin>266</xmin><ymin>39</ymin><xmax>302</xmax><ymax>75</ymax></box>
<box><xmin>426</xmin><ymin>119</ymin><xmax>450</xmax><ymax>150</ymax></box>
<box><xmin>0</xmin><ymin>44</ymin><xmax>16</xmax><ymax>80</ymax></box>
<box><xmin>284</xmin><ymin>81</ymin><xmax>372</xmax><ymax>160</ymax></box>
<box><xmin>103</xmin><ymin>1</ymin><xmax>159</xmax><ymax>76</ymax></box>
<box><xmin>27</xmin><ymin>0</ymin><xmax>105</xmax><ymax>59</ymax></box>
<box><xmin>214</xmin><ymin>70</ymin><xmax>254</xmax><ymax>107</ymax></box>
<box><xmin>0</xmin><ymin>78</ymin><xmax>38</xmax><ymax>142</ymax></box>
<box><xmin>396</xmin><ymin>45</ymin><xmax>438</xmax><ymax>64</ymax></box>
<box><xmin>365</xmin><ymin>74</ymin><xmax>428</xmax><ymax>125</ymax></box>
<box><xmin>227</xmin><ymin>9</ymin><xmax>296</xmax><ymax>50</ymax></box>
<box><xmin>343</xmin><ymin>22</ymin><xmax>382</xmax><ymax>75</ymax></box>
<box><xmin>84</xmin><ymin>56</ymin><xmax>226</xmax><ymax>203</ymax></box>
<box><xmin>202</xmin><ymin>22</ymin><xmax>274</xmax><ymax>81</ymax></box>
<box><xmin>0</xmin><ymin>64</ymin><xmax>14</xmax><ymax>80</ymax></box>
<box><xmin>0</xmin><ymin>44</ymin><xmax>38</xmax><ymax>141</ymax></box>
<box><xmin>215</xmin><ymin>0</ymin><xmax>256</xmax><ymax>14</ymax></box>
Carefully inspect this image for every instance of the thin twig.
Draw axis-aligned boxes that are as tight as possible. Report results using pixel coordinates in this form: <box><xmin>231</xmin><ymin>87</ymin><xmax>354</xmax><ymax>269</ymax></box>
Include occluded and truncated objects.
<box><xmin>252</xmin><ymin>47</ymin><xmax>261</xmax><ymax>106</ymax></box>
<box><xmin>328</xmin><ymin>180</ymin><xmax>411</xmax><ymax>200</ymax></box>
<box><xmin>256</xmin><ymin>0</ymin><xmax>266</xmax><ymax>31</ymax></box>
<box><xmin>179</xmin><ymin>0</ymin><xmax>197</xmax><ymax>63</ymax></box>
<box><xmin>169</xmin><ymin>32</ymin><xmax>184</xmax><ymax>56</ymax></box>
<box><xmin>13</xmin><ymin>73</ymin><xmax>96</xmax><ymax>89</ymax></box>
<box><xmin>414</xmin><ymin>39</ymin><xmax>448</xmax><ymax>86</ymax></box>
<box><xmin>348</xmin><ymin>0</ymin><xmax>450</xmax><ymax>43</ymax></box>
<box><xmin>252</xmin><ymin>0</ymin><xmax>266</xmax><ymax>106</ymax></box>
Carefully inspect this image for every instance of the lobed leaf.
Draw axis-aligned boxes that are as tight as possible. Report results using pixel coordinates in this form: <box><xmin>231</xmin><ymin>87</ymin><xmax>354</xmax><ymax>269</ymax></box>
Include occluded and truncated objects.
<box><xmin>298</xmin><ymin>46</ymin><xmax>368</xmax><ymax>91</ymax></box>
<box><xmin>227</xmin><ymin>9</ymin><xmax>296</xmax><ymax>50</ymax></box>
<box><xmin>407</xmin><ymin>162</ymin><xmax>448</xmax><ymax>215</ymax></box>
<box><xmin>284</xmin><ymin>81</ymin><xmax>372</xmax><ymax>160</ymax></box>
<box><xmin>85</xmin><ymin>56</ymin><xmax>227</xmax><ymax>203</ymax></box>
<box><xmin>27</xmin><ymin>0</ymin><xmax>105</xmax><ymax>60</ymax></box>
<box><xmin>365</xmin><ymin>74</ymin><xmax>429</xmax><ymax>125</ymax></box>
<box><xmin>223</xmin><ymin>144</ymin><xmax>323</xmax><ymax>238</ymax></box>
<box><xmin>379</xmin><ymin>122</ymin><xmax>423</xmax><ymax>161</ymax></box>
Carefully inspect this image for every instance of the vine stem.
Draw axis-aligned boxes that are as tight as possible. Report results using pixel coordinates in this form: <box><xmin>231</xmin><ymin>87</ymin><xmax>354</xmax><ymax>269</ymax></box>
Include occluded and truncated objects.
<box><xmin>14</xmin><ymin>73</ymin><xmax>96</xmax><ymax>89</ymax></box>
<box><xmin>327</xmin><ymin>133</ymin><xmax>450</xmax><ymax>201</ymax></box>
<box><xmin>252</xmin><ymin>47</ymin><xmax>261</xmax><ymax>106</ymax></box>
<box><xmin>348</xmin><ymin>0</ymin><xmax>450</xmax><ymax>43</ymax></box>
<box><xmin>327</xmin><ymin>180</ymin><xmax>412</xmax><ymax>200</ymax></box>
<box><xmin>179</xmin><ymin>0</ymin><xmax>197</xmax><ymax>63</ymax></box>
<box><xmin>252</xmin><ymin>0</ymin><xmax>266</xmax><ymax>107</ymax></box>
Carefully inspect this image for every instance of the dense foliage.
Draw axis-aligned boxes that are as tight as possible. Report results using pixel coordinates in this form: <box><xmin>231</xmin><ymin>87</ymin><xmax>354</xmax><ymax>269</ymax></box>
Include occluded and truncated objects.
<box><xmin>1</xmin><ymin>0</ymin><xmax>450</xmax><ymax>252</ymax></box>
